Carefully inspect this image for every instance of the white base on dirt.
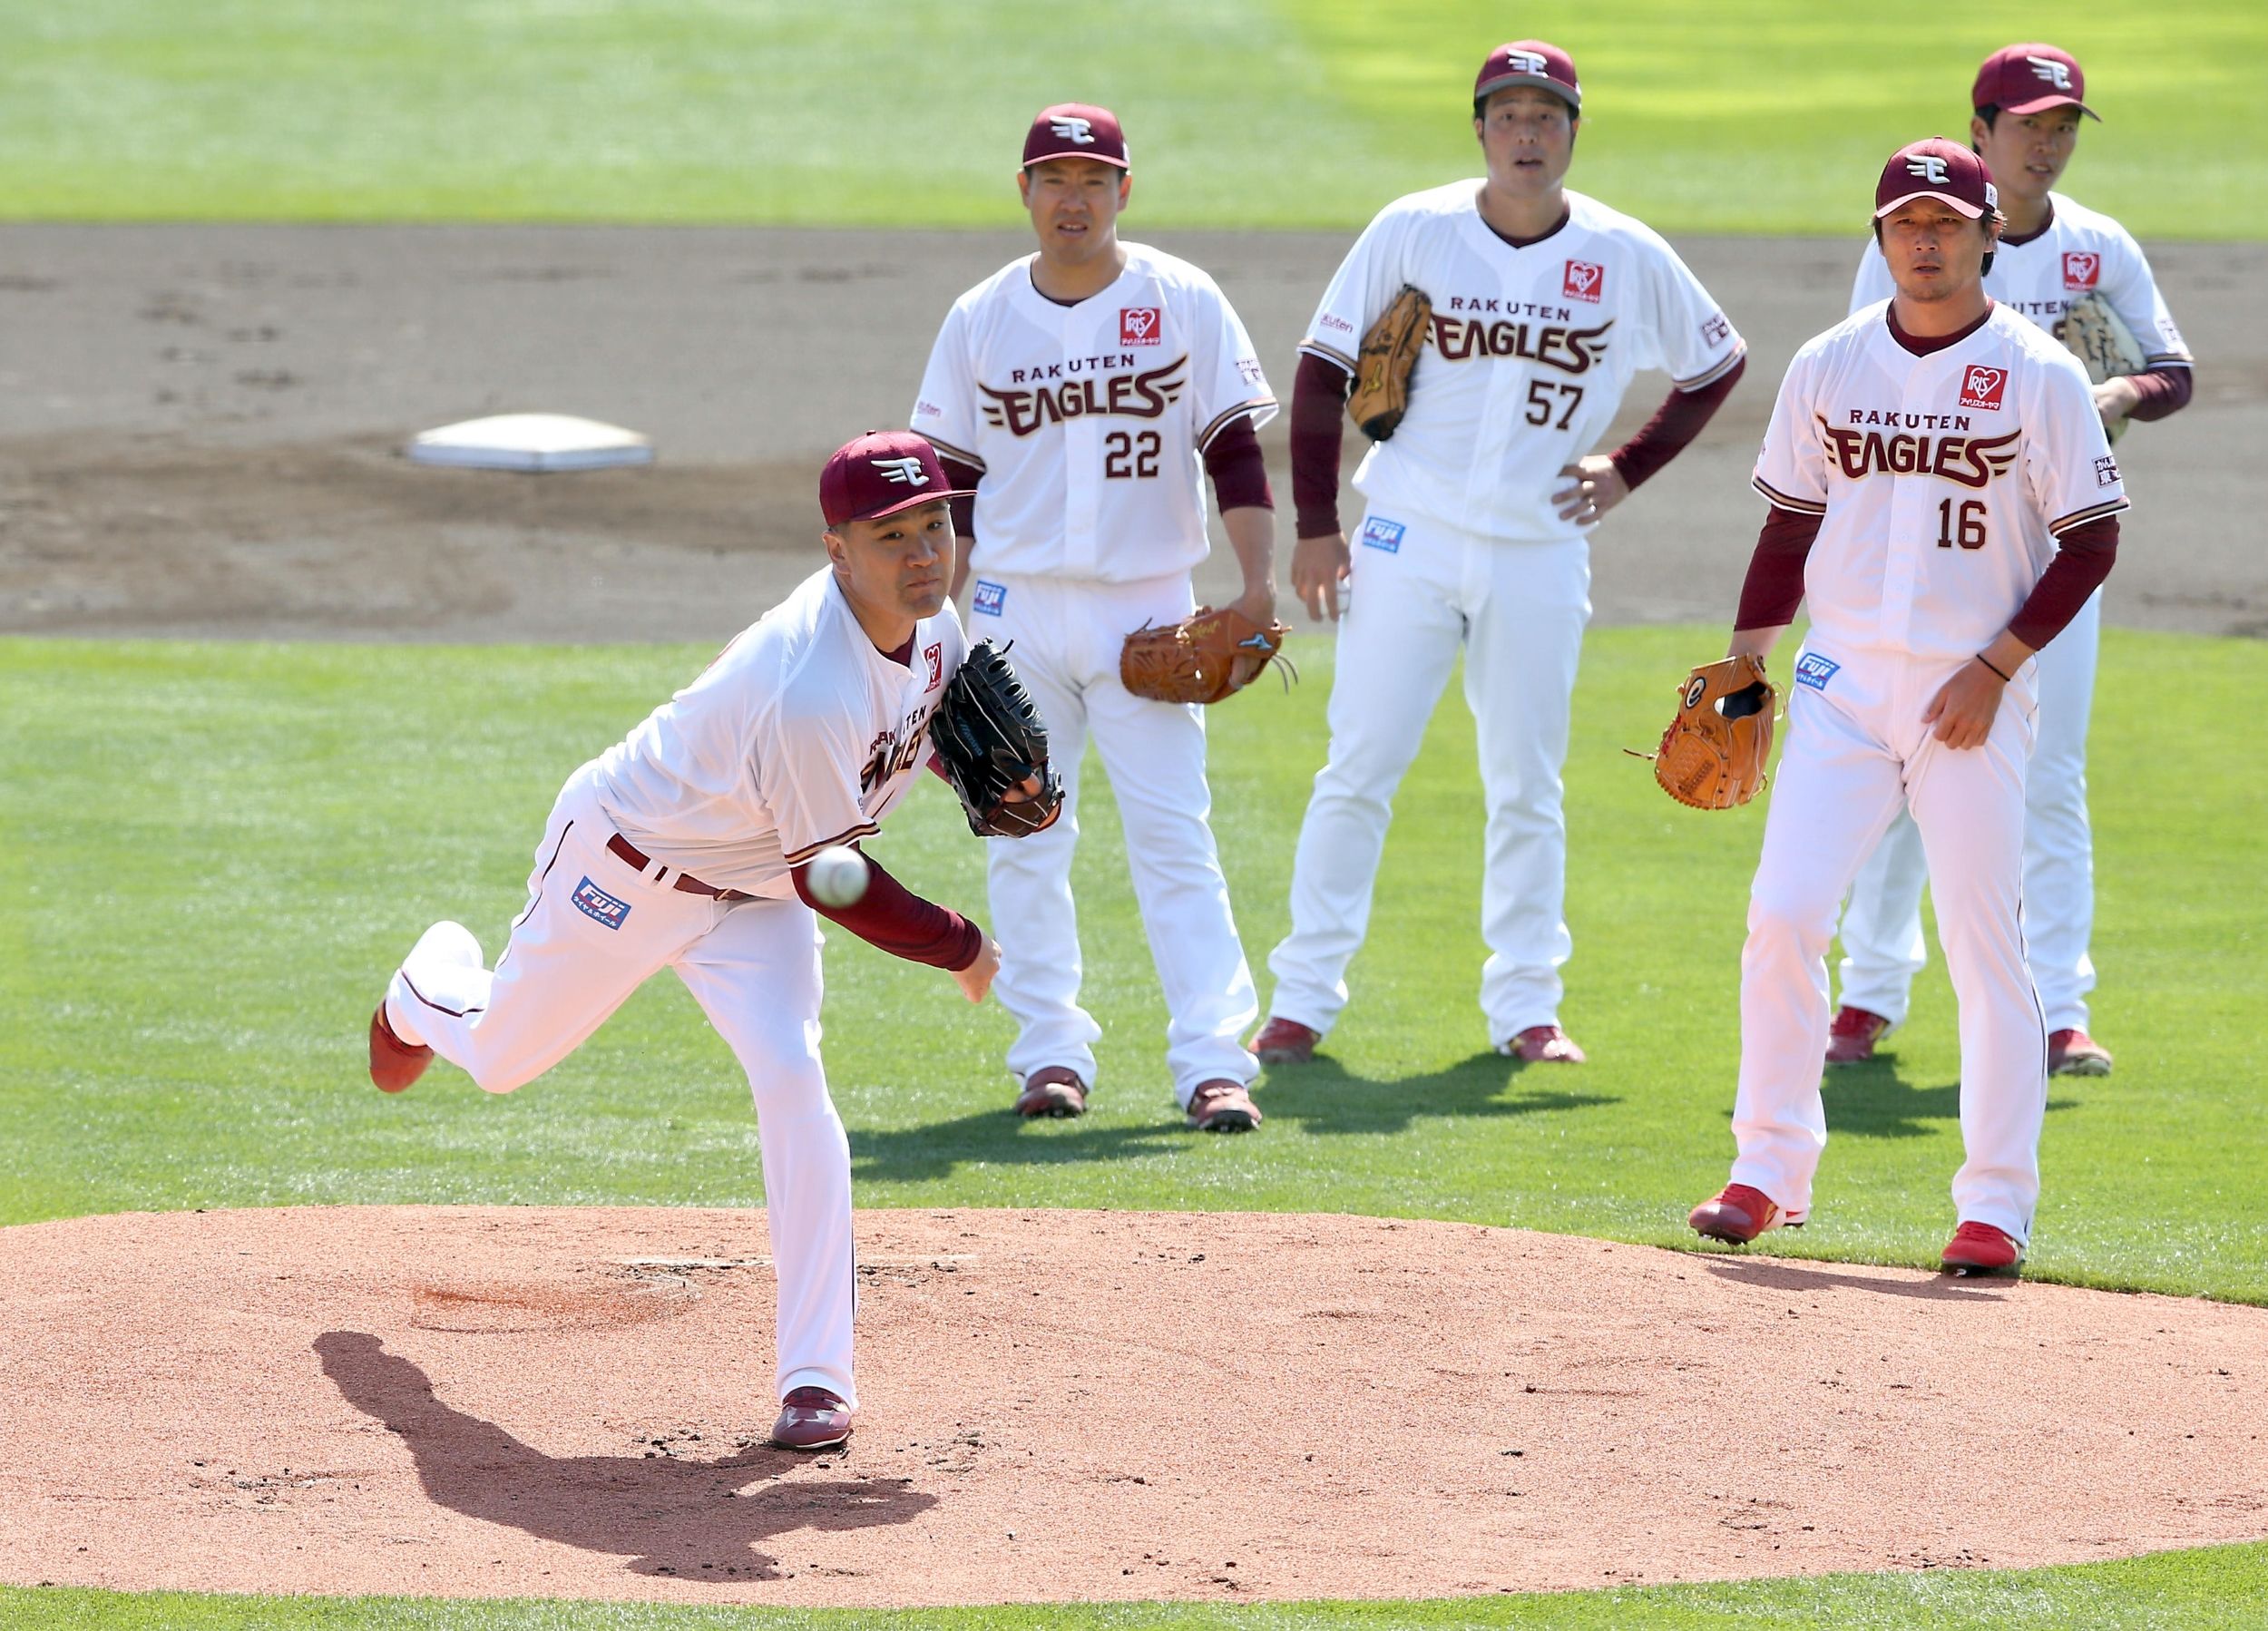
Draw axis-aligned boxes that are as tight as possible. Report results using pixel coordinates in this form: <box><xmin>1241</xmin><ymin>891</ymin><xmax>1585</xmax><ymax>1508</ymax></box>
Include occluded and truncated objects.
<box><xmin>406</xmin><ymin>413</ymin><xmax>653</xmax><ymax>473</ymax></box>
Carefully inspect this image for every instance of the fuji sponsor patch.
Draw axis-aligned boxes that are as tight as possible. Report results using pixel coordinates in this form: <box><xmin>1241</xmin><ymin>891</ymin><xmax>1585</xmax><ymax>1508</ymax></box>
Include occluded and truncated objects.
<box><xmin>1794</xmin><ymin>652</ymin><xmax>1840</xmax><ymax>692</ymax></box>
<box><xmin>924</xmin><ymin>642</ymin><xmax>943</xmax><ymax>689</ymax></box>
<box><xmin>572</xmin><ymin>876</ymin><xmax>632</xmax><ymax>931</ymax></box>
<box><xmin>972</xmin><ymin>580</ymin><xmax>1007</xmax><ymax>616</ymax></box>
<box><xmin>2062</xmin><ymin>251</ymin><xmax>2101</xmax><ymax>290</ymax></box>
<box><xmin>1958</xmin><ymin>364</ymin><xmax>2009</xmax><ymax>412</ymax></box>
<box><xmin>1562</xmin><ymin>259</ymin><xmax>1605</xmax><ymax>303</ymax></box>
<box><xmin>1359</xmin><ymin>515</ymin><xmax>1406</xmax><ymax>552</ymax></box>
<box><xmin>2095</xmin><ymin>454</ymin><xmax>2121</xmax><ymax>488</ymax></box>
<box><xmin>1120</xmin><ymin>307</ymin><xmax>1162</xmax><ymax>347</ymax></box>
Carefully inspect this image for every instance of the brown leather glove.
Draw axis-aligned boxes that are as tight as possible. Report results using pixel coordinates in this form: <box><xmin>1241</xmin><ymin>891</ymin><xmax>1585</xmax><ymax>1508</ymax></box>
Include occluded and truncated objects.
<box><xmin>1648</xmin><ymin>655</ymin><xmax>1776</xmax><ymax>809</ymax></box>
<box><xmin>1120</xmin><ymin>606</ymin><xmax>1291</xmax><ymax>705</ymax></box>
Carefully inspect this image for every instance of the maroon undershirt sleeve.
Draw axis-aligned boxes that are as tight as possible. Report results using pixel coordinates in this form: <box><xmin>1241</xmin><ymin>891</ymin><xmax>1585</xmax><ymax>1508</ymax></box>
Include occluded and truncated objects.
<box><xmin>2008</xmin><ymin>515</ymin><xmax>2120</xmax><ymax>650</ymax></box>
<box><xmin>940</xmin><ymin>454</ymin><xmax>982</xmax><ymax>543</ymax></box>
<box><xmin>2124</xmin><ymin>365</ymin><xmax>2191</xmax><ymax>423</ymax></box>
<box><xmin>1608</xmin><ymin>355</ymin><xmax>1746</xmax><ymax>491</ymax></box>
<box><xmin>1733</xmin><ymin>505</ymin><xmax>1823</xmax><ymax>631</ymax></box>
<box><xmin>792</xmin><ymin>849</ymin><xmax>982</xmax><ymax>972</ymax></box>
<box><xmin>1200</xmin><ymin>413</ymin><xmax>1274</xmax><ymax>512</ymax></box>
<box><xmin>1289</xmin><ymin>350</ymin><xmax>1354</xmax><ymax>538</ymax></box>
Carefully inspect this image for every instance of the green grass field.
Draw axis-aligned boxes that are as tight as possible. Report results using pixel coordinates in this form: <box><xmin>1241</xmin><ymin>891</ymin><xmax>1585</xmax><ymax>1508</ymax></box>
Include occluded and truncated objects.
<box><xmin>4</xmin><ymin>628</ymin><xmax>2263</xmax><ymax>1298</ymax></box>
<box><xmin>1</xmin><ymin>0</ymin><xmax>2262</xmax><ymax>235</ymax></box>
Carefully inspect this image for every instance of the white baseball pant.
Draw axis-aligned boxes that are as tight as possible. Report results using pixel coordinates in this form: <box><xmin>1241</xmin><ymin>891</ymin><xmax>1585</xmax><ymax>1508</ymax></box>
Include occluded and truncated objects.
<box><xmin>1836</xmin><ymin>589</ymin><xmax>2101</xmax><ymax>1033</ymax></box>
<box><xmin>969</xmin><ymin>571</ymin><xmax>1258</xmax><ymax>1107</ymax></box>
<box><xmin>1732</xmin><ymin>652</ymin><xmax>2048</xmax><ymax>1244</ymax></box>
<box><xmin>383</xmin><ymin>763</ymin><xmax>858</xmax><ymax>1409</ymax></box>
<box><xmin>1267</xmin><ymin>508</ymin><xmax>1590</xmax><ymax>1044</ymax></box>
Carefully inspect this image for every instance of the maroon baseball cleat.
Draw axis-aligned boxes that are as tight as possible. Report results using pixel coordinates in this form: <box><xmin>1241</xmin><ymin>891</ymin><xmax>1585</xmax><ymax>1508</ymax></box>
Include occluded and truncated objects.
<box><xmin>1187</xmin><ymin>1079</ymin><xmax>1261</xmax><ymax>1133</ymax></box>
<box><xmin>2048</xmin><ymin>1029</ymin><xmax>2112</xmax><ymax>1078</ymax></box>
<box><xmin>1824</xmin><ymin>1005</ymin><xmax>1892</xmax><ymax>1066</ymax></box>
<box><xmin>1013</xmin><ymin>1066</ymin><xmax>1088</xmax><ymax>1118</ymax></box>
<box><xmin>368</xmin><ymin>1003</ymin><xmax>433</xmax><ymax>1094</ymax></box>
<box><xmin>1499</xmin><ymin>1024</ymin><xmax>1586</xmax><ymax>1064</ymax></box>
<box><xmin>1941</xmin><ymin>1221</ymin><xmax>2023</xmax><ymax>1274</ymax></box>
<box><xmin>1688</xmin><ymin>1183</ymin><xmax>1806</xmax><ymax>1245</ymax></box>
<box><xmin>1251</xmin><ymin>1016</ymin><xmax>1319</xmax><ymax>1065</ymax></box>
<box><xmin>770</xmin><ymin>1386</ymin><xmax>852</xmax><ymax>1450</ymax></box>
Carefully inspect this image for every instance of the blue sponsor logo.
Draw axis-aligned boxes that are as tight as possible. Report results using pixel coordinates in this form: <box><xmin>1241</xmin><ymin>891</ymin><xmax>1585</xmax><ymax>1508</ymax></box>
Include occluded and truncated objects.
<box><xmin>1359</xmin><ymin>516</ymin><xmax>1405</xmax><ymax>553</ymax></box>
<box><xmin>572</xmin><ymin>876</ymin><xmax>632</xmax><ymax>931</ymax></box>
<box><xmin>972</xmin><ymin>580</ymin><xmax>1007</xmax><ymax>616</ymax></box>
<box><xmin>1794</xmin><ymin>652</ymin><xmax>1841</xmax><ymax>692</ymax></box>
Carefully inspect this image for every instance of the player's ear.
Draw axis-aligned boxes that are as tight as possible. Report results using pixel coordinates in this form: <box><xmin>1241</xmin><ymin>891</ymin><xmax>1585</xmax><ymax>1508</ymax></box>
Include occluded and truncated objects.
<box><xmin>1970</xmin><ymin>112</ymin><xmax>1990</xmax><ymax>149</ymax></box>
<box><xmin>1015</xmin><ymin>167</ymin><xmax>1031</xmax><ymax>207</ymax></box>
<box><xmin>1117</xmin><ymin>172</ymin><xmax>1132</xmax><ymax>210</ymax></box>
<box><xmin>823</xmin><ymin>527</ymin><xmax>848</xmax><ymax>569</ymax></box>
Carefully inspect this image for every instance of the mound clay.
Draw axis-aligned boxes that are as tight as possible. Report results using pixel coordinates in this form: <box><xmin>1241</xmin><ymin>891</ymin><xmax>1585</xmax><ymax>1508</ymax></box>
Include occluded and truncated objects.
<box><xmin>3</xmin><ymin>1206</ymin><xmax>2263</xmax><ymax>1607</ymax></box>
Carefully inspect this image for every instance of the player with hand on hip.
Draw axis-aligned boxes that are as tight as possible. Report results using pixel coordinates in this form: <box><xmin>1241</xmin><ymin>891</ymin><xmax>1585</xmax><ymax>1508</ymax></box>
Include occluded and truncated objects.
<box><xmin>367</xmin><ymin>431</ymin><xmax>1020</xmax><ymax>1451</ymax></box>
<box><xmin>1252</xmin><ymin>42</ymin><xmax>1746</xmax><ymax>1069</ymax></box>
<box><xmin>1690</xmin><ymin>140</ymin><xmax>2127</xmax><ymax>1274</ymax></box>
<box><xmin>1827</xmin><ymin>44</ymin><xmax>2192</xmax><ymax>1078</ymax></box>
<box><xmin>911</xmin><ymin>103</ymin><xmax>1278</xmax><ymax>1132</ymax></box>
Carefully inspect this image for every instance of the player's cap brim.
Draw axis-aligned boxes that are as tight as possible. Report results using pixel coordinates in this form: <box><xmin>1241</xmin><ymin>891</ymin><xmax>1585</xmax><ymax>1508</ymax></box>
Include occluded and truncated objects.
<box><xmin>1873</xmin><ymin>188</ymin><xmax>1990</xmax><ymax>220</ymax></box>
<box><xmin>1474</xmin><ymin>72</ymin><xmax>1579</xmax><ymax>111</ymax></box>
<box><xmin>1996</xmin><ymin>91</ymin><xmax>2099</xmax><ymax>120</ymax></box>
<box><xmin>843</xmin><ymin>488</ymin><xmax>977</xmax><ymax>525</ymax></box>
<box><xmin>1022</xmin><ymin>148</ymin><xmax>1129</xmax><ymax>170</ymax></box>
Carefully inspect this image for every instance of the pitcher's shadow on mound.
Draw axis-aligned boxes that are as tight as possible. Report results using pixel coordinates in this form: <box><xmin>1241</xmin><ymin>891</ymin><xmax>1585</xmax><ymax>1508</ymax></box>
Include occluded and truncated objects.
<box><xmin>850</xmin><ymin>1052</ymin><xmax>1614</xmax><ymax>1182</ymax></box>
<box><xmin>313</xmin><ymin>1332</ymin><xmax>934</xmax><ymax>1581</ymax></box>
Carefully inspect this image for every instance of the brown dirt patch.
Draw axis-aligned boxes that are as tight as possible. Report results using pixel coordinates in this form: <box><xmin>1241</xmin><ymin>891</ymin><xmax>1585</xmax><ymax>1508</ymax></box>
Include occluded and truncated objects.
<box><xmin>2</xmin><ymin>1206</ymin><xmax>2263</xmax><ymax>1607</ymax></box>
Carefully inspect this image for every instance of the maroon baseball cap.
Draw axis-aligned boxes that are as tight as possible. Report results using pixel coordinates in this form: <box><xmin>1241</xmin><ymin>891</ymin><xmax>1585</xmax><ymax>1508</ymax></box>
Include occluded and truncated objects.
<box><xmin>1022</xmin><ymin>103</ymin><xmax>1129</xmax><ymax>170</ymax></box>
<box><xmin>1874</xmin><ymin>137</ymin><xmax>1999</xmax><ymax>220</ymax></box>
<box><xmin>818</xmin><ymin>431</ymin><xmax>971</xmax><ymax>529</ymax></box>
<box><xmin>1473</xmin><ymin>40</ymin><xmax>1580</xmax><ymax>113</ymax></box>
<box><xmin>1973</xmin><ymin>44</ymin><xmax>2098</xmax><ymax>121</ymax></box>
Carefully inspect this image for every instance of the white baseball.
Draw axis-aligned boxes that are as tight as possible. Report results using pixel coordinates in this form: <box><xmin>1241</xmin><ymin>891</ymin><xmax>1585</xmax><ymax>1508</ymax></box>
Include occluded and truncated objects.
<box><xmin>806</xmin><ymin>845</ymin><xmax>870</xmax><ymax>908</ymax></box>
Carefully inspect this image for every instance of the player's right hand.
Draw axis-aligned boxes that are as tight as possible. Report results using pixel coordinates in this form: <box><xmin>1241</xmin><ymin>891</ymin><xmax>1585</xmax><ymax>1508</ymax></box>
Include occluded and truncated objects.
<box><xmin>953</xmin><ymin>936</ymin><xmax>1003</xmax><ymax>1003</ymax></box>
<box><xmin>1292</xmin><ymin>532</ymin><xmax>1352</xmax><ymax>622</ymax></box>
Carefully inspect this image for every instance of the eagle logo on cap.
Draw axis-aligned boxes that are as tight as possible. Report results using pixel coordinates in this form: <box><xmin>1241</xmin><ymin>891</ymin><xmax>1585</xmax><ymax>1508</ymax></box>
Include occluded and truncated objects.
<box><xmin>2027</xmin><ymin>55</ymin><xmax>2074</xmax><ymax>89</ymax></box>
<box><xmin>1506</xmin><ymin>50</ymin><xmax>1549</xmax><ymax>74</ymax></box>
<box><xmin>872</xmin><ymin>457</ymin><xmax>929</xmax><ymax>486</ymax></box>
<box><xmin>1906</xmin><ymin>155</ymin><xmax>1952</xmax><ymax>184</ymax></box>
<box><xmin>1050</xmin><ymin>116</ymin><xmax>1096</xmax><ymax>143</ymax></box>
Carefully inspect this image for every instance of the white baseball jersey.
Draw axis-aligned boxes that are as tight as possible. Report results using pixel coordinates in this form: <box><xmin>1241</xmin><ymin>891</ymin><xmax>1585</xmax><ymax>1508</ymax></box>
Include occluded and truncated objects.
<box><xmin>1852</xmin><ymin>191</ymin><xmax>2190</xmax><ymax>363</ymax></box>
<box><xmin>1755</xmin><ymin>303</ymin><xmax>2128</xmax><ymax>665</ymax></box>
<box><xmin>910</xmin><ymin>243</ymin><xmax>1276</xmax><ymax>582</ymax></box>
<box><xmin>591</xmin><ymin>567</ymin><xmax>964</xmax><ymax>895</ymax></box>
<box><xmin>1301</xmin><ymin>183</ymin><xmax>1745</xmax><ymax>542</ymax></box>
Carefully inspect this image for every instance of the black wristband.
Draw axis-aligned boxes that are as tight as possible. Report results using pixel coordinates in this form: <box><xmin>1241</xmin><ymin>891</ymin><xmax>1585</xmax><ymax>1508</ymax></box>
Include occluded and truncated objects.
<box><xmin>1975</xmin><ymin>652</ymin><xmax>2013</xmax><ymax>683</ymax></box>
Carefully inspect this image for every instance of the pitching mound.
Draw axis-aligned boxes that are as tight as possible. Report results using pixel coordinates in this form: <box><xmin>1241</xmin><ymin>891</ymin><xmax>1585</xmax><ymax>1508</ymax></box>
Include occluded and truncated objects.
<box><xmin>3</xmin><ymin>1206</ymin><xmax>2263</xmax><ymax>1607</ymax></box>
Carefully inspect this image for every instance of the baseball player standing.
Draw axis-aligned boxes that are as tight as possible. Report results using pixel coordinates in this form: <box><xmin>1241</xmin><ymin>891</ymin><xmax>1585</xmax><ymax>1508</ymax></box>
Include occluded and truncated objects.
<box><xmin>367</xmin><ymin>431</ymin><xmax>1020</xmax><ymax>1450</ymax></box>
<box><xmin>1826</xmin><ymin>44</ymin><xmax>2193</xmax><ymax>1077</ymax></box>
<box><xmin>1690</xmin><ymin>139</ymin><xmax>2127</xmax><ymax>1273</ymax></box>
<box><xmin>1251</xmin><ymin>42</ymin><xmax>1746</xmax><ymax>1069</ymax></box>
<box><xmin>911</xmin><ymin>103</ymin><xmax>1278</xmax><ymax>1131</ymax></box>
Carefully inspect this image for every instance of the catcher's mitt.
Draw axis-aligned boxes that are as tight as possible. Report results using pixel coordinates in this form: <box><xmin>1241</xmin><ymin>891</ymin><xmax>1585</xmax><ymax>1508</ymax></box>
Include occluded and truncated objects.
<box><xmin>2058</xmin><ymin>292</ymin><xmax>2146</xmax><ymax>444</ymax></box>
<box><xmin>1120</xmin><ymin>605</ymin><xmax>1291</xmax><ymax>706</ymax></box>
<box><xmin>930</xmin><ymin>640</ymin><xmax>1061</xmax><ymax>837</ymax></box>
<box><xmin>1345</xmin><ymin>284</ymin><xmax>1432</xmax><ymax>441</ymax></box>
<box><xmin>1640</xmin><ymin>655</ymin><xmax>1776</xmax><ymax>810</ymax></box>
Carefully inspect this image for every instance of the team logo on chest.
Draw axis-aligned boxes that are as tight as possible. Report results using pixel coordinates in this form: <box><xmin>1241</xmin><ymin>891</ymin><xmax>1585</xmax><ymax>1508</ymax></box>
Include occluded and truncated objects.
<box><xmin>2062</xmin><ymin>251</ymin><xmax>2101</xmax><ymax>290</ymax></box>
<box><xmin>1816</xmin><ymin>414</ymin><xmax>2021</xmax><ymax>488</ymax></box>
<box><xmin>1120</xmin><ymin>307</ymin><xmax>1162</xmax><ymax>346</ymax></box>
<box><xmin>1562</xmin><ymin>259</ymin><xmax>1605</xmax><ymax>302</ymax></box>
<box><xmin>1958</xmin><ymin>365</ymin><xmax>2009</xmax><ymax>412</ymax></box>
<box><xmin>980</xmin><ymin>356</ymin><xmax>1188</xmax><ymax>437</ymax></box>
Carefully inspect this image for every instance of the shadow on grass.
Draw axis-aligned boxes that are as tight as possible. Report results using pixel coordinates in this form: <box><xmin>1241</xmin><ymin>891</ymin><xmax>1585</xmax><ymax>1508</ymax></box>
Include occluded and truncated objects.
<box><xmin>1820</xmin><ymin>1060</ymin><xmax>2077</xmax><ymax>1139</ymax></box>
<box><xmin>847</xmin><ymin>1051</ymin><xmax>1614</xmax><ymax>1182</ymax></box>
<box><xmin>314</xmin><ymin>1332</ymin><xmax>933</xmax><ymax>1582</ymax></box>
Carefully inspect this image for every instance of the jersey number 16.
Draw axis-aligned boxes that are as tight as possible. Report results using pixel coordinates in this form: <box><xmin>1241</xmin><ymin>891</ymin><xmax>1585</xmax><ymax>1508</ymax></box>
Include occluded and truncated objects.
<box><xmin>1935</xmin><ymin>497</ymin><xmax>1989</xmax><ymax>551</ymax></box>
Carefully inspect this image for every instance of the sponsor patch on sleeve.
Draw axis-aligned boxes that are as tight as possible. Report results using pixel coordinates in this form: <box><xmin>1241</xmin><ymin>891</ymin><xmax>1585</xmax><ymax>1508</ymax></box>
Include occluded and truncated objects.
<box><xmin>1359</xmin><ymin>516</ymin><xmax>1406</xmax><ymax>553</ymax></box>
<box><xmin>1700</xmin><ymin>311</ymin><xmax>1732</xmax><ymax>347</ymax></box>
<box><xmin>572</xmin><ymin>876</ymin><xmax>633</xmax><ymax>931</ymax></box>
<box><xmin>2095</xmin><ymin>454</ymin><xmax>2121</xmax><ymax>489</ymax></box>
<box><xmin>1794</xmin><ymin>652</ymin><xmax>1841</xmax><ymax>692</ymax></box>
<box><xmin>972</xmin><ymin>580</ymin><xmax>1007</xmax><ymax>617</ymax></box>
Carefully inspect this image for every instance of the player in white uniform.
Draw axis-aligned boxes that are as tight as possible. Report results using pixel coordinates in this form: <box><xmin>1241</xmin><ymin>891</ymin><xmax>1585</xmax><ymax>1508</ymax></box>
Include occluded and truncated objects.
<box><xmin>366</xmin><ymin>432</ymin><xmax>1021</xmax><ymax>1450</ymax></box>
<box><xmin>911</xmin><ymin>103</ymin><xmax>1278</xmax><ymax>1132</ymax></box>
<box><xmin>1827</xmin><ymin>44</ymin><xmax>2193</xmax><ymax>1077</ymax></box>
<box><xmin>1689</xmin><ymin>140</ymin><xmax>2127</xmax><ymax>1274</ymax></box>
<box><xmin>1250</xmin><ymin>42</ymin><xmax>1746</xmax><ymax>1068</ymax></box>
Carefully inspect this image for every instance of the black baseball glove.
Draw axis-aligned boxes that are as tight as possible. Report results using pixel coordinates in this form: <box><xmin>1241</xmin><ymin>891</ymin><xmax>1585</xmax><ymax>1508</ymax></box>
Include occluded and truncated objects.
<box><xmin>930</xmin><ymin>640</ymin><xmax>1062</xmax><ymax>837</ymax></box>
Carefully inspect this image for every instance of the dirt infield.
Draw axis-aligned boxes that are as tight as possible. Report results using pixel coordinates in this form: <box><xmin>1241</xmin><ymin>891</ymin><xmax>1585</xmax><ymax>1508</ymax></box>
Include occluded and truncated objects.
<box><xmin>2</xmin><ymin>1206</ymin><xmax>2263</xmax><ymax>1607</ymax></box>
<box><xmin>2</xmin><ymin>224</ymin><xmax>2262</xmax><ymax>643</ymax></box>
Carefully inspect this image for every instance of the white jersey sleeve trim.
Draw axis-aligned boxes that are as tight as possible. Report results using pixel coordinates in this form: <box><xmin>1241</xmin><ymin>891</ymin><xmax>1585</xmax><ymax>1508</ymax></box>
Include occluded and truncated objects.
<box><xmin>1752</xmin><ymin>475</ymin><xmax>1827</xmax><ymax>515</ymax></box>
<box><xmin>1198</xmin><ymin>398</ymin><xmax>1276</xmax><ymax>450</ymax></box>
<box><xmin>2048</xmin><ymin>496</ymin><xmax>2131</xmax><ymax>535</ymax></box>
<box><xmin>924</xmin><ymin>435</ymin><xmax>984</xmax><ymax>471</ymax></box>
<box><xmin>782</xmin><ymin>820</ymin><xmax>882</xmax><ymax>867</ymax></box>
<box><xmin>1677</xmin><ymin>340</ymin><xmax>1747</xmax><ymax>392</ymax></box>
<box><xmin>1298</xmin><ymin>338</ymin><xmax>1357</xmax><ymax>373</ymax></box>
